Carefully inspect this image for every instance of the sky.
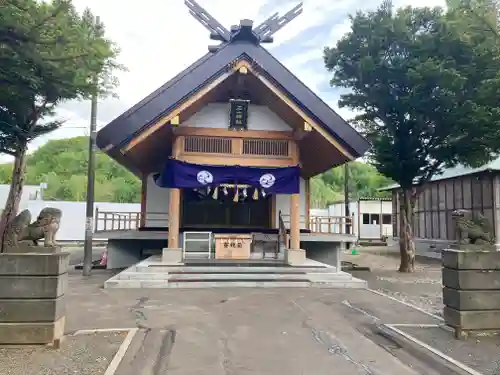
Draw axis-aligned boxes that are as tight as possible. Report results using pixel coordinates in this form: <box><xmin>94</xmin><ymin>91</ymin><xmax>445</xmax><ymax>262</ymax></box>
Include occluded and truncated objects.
<box><xmin>8</xmin><ymin>0</ymin><xmax>446</xmax><ymax>161</ymax></box>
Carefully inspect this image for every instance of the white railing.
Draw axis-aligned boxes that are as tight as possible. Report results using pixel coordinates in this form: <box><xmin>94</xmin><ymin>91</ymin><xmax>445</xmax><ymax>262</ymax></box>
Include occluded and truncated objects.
<box><xmin>94</xmin><ymin>209</ymin><xmax>168</xmax><ymax>232</ymax></box>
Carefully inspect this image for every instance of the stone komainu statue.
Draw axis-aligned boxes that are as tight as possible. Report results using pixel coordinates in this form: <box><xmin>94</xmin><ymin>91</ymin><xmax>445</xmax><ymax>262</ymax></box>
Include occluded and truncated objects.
<box><xmin>451</xmin><ymin>209</ymin><xmax>494</xmax><ymax>245</ymax></box>
<box><xmin>4</xmin><ymin>207</ymin><xmax>62</xmax><ymax>250</ymax></box>
<box><xmin>4</xmin><ymin>209</ymin><xmax>32</xmax><ymax>249</ymax></box>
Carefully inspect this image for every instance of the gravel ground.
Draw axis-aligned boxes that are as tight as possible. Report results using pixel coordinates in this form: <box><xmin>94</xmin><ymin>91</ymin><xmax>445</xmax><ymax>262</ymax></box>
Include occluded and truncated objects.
<box><xmin>344</xmin><ymin>247</ymin><xmax>500</xmax><ymax>375</ymax></box>
<box><xmin>344</xmin><ymin>248</ymin><xmax>443</xmax><ymax>316</ymax></box>
<box><xmin>0</xmin><ymin>331</ymin><xmax>126</xmax><ymax>375</ymax></box>
<box><xmin>400</xmin><ymin>326</ymin><xmax>500</xmax><ymax>375</ymax></box>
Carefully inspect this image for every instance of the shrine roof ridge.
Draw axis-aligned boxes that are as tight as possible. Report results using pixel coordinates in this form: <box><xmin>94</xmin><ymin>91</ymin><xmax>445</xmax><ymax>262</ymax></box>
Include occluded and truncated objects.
<box><xmin>96</xmin><ymin>42</ymin><xmax>370</xmax><ymax>158</ymax></box>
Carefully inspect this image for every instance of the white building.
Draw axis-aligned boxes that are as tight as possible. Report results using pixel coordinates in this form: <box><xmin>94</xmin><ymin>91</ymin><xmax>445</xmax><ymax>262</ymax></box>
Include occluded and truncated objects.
<box><xmin>327</xmin><ymin>198</ymin><xmax>393</xmax><ymax>241</ymax></box>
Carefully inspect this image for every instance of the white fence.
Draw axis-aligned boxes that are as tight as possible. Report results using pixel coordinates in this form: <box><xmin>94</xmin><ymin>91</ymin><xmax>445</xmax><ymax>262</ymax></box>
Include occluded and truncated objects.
<box><xmin>24</xmin><ymin>200</ymin><xmax>140</xmax><ymax>241</ymax></box>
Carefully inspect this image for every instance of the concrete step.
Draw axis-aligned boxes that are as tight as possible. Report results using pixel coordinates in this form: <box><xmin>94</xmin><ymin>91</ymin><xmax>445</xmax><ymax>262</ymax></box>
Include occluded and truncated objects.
<box><xmin>117</xmin><ymin>271</ymin><xmax>352</xmax><ymax>281</ymax></box>
<box><xmin>117</xmin><ymin>272</ymin><xmax>308</xmax><ymax>281</ymax></box>
<box><xmin>310</xmin><ymin>279</ymin><xmax>367</xmax><ymax>288</ymax></box>
<box><xmin>167</xmin><ymin>281</ymin><xmax>312</xmax><ymax>288</ymax></box>
<box><xmin>133</xmin><ymin>266</ymin><xmax>336</xmax><ymax>274</ymax></box>
<box><xmin>168</xmin><ymin>273</ymin><xmax>309</xmax><ymax>281</ymax></box>
<box><xmin>307</xmin><ymin>272</ymin><xmax>354</xmax><ymax>281</ymax></box>
<box><xmin>105</xmin><ymin>278</ymin><xmax>366</xmax><ymax>289</ymax></box>
<box><xmin>105</xmin><ymin>270</ymin><xmax>366</xmax><ymax>289</ymax></box>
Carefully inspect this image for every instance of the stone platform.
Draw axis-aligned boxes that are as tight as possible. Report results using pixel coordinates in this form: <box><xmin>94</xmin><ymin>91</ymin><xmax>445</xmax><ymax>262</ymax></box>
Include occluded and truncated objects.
<box><xmin>0</xmin><ymin>252</ymin><xmax>68</xmax><ymax>345</ymax></box>
<box><xmin>442</xmin><ymin>248</ymin><xmax>500</xmax><ymax>338</ymax></box>
<box><xmin>104</xmin><ymin>256</ymin><xmax>367</xmax><ymax>289</ymax></box>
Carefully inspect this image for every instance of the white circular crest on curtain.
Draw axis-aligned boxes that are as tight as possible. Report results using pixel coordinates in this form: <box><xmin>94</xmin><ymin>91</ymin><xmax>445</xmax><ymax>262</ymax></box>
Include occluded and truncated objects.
<box><xmin>197</xmin><ymin>170</ymin><xmax>213</xmax><ymax>185</ymax></box>
<box><xmin>259</xmin><ymin>173</ymin><xmax>276</xmax><ymax>188</ymax></box>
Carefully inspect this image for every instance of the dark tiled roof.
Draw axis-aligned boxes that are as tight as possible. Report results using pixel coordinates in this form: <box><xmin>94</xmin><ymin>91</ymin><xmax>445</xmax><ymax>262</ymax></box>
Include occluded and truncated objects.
<box><xmin>96</xmin><ymin>40</ymin><xmax>370</xmax><ymax>159</ymax></box>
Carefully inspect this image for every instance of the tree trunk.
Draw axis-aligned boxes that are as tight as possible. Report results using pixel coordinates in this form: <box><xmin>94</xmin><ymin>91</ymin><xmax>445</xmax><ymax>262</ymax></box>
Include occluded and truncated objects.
<box><xmin>0</xmin><ymin>144</ymin><xmax>28</xmax><ymax>252</ymax></box>
<box><xmin>398</xmin><ymin>189</ymin><xmax>416</xmax><ymax>272</ymax></box>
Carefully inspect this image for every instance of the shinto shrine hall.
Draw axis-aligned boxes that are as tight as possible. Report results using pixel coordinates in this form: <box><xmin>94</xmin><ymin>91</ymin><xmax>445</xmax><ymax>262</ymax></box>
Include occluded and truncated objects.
<box><xmin>95</xmin><ymin>0</ymin><xmax>370</xmax><ymax>288</ymax></box>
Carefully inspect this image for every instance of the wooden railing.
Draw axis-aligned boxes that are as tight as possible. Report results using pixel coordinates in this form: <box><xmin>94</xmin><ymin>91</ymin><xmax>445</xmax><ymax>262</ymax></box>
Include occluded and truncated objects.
<box><xmin>278</xmin><ymin>210</ymin><xmax>288</xmax><ymax>248</ymax></box>
<box><xmin>94</xmin><ymin>208</ymin><xmax>168</xmax><ymax>233</ymax></box>
<box><xmin>309</xmin><ymin>215</ymin><xmax>353</xmax><ymax>234</ymax></box>
<box><xmin>94</xmin><ymin>209</ymin><xmax>352</xmax><ymax>235</ymax></box>
<box><xmin>281</xmin><ymin>214</ymin><xmax>353</xmax><ymax>234</ymax></box>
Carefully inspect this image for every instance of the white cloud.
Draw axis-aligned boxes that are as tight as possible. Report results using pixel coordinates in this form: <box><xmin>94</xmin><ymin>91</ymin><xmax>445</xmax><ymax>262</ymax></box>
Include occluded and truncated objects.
<box><xmin>71</xmin><ymin>0</ymin><xmax>269</xmax><ymax>104</ymax></box>
<box><xmin>8</xmin><ymin>0</ymin><xmax>446</xmax><ymax>159</ymax></box>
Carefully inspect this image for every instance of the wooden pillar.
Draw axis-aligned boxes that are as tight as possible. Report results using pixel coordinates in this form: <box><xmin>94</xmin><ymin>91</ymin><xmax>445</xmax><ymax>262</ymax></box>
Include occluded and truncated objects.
<box><xmin>289</xmin><ymin>140</ymin><xmax>301</xmax><ymax>250</ymax></box>
<box><xmin>140</xmin><ymin>173</ymin><xmax>147</xmax><ymax>228</ymax></box>
<box><xmin>305</xmin><ymin>178</ymin><xmax>310</xmax><ymax>230</ymax></box>
<box><xmin>168</xmin><ymin>135</ymin><xmax>182</xmax><ymax>248</ymax></box>
<box><xmin>270</xmin><ymin>195</ymin><xmax>276</xmax><ymax>228</ymax></box>
<box><xmin>380</xmin><ymin>199</ymin><xmax>383</xmax><ymax>239</ymax></box>
<box><xmin>168</xmin><ymin>188</ymin><xmax>181</xmax><ymax>248</ymax></box>
<box><xmin>290</xmin><ymin>193</ymin><xmax>300</xmax><ymax>250</ymax></box>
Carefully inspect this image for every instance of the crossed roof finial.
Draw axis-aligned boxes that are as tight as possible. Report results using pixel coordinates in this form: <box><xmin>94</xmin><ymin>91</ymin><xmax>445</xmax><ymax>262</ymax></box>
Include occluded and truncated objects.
<box><xmin>185</xmin><ymin>0</ymin><xmax>303</xmax><ymax>45</ymax></box>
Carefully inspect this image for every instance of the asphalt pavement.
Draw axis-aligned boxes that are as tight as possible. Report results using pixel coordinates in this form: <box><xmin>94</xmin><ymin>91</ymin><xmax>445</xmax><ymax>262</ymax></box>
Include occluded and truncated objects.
<box><xmin>66</xmin><ymin>272</ymin><xmax>443</xmax><ymax>375</ymax></box>
<box><xmin>66</xmin><ymin>247</ymin><xmax>106</xmax><ymax>266</ymax></box>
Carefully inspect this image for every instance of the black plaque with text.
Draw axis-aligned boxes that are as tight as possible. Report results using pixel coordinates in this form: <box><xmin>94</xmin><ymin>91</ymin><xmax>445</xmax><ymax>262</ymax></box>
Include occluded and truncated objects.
<box><xmin>229</xmin><ymin>99</ymin><xmax>250</xmax><ymax>130</ymax></box>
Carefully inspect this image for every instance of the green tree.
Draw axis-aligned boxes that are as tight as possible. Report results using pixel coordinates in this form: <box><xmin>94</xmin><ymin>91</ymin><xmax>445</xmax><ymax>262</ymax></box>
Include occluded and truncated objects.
<box><xmin>324</xmin><ymin>0</ymin><xmax>500</xmax><ymax>272</ymax></box>
<box><xmin>0</xmin><ymin>137</ymin><xmax>141</xmax><ymax>203</ymax></box>
<box><xmin>317</xmin><ymin>162</ymin><xmax>393</xmax><ymax>205</ymax></box>
<box><xmin>0</xmin><ymin>0</ymin><xmax>123</xmax><ymax>250</ymax></box>
<box><xmin>310</xmin><ymin>176</ymin><xmax>343</xmax><ymax>208</ymax></box>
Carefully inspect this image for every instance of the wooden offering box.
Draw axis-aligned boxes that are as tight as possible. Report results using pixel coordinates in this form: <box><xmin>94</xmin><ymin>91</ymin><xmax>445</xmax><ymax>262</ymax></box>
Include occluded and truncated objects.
<box><xmin>215</xmin><ymin>234</ymin><xmax>252</xmax><ymax>260</ymax></box>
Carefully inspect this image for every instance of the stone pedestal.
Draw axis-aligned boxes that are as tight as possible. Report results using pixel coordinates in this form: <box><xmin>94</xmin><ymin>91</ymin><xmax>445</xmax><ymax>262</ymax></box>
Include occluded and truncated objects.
<box><xmin>287</xmin><ymin>248</ymin><xmax>306</xmax><ymax>265</ymax></box>
<box><xmin>5</xmin><ymin>242</ymin><xmax>61</xmax><ymax>254</ymax></box>
<box><xmin>442</xmin><ymin>249</ymin><xmax>500</xmax><ymax>339</ymax></box>
<box><xmin>0</xmin><ymin>252</ymin><xmax>69</xmax><ymax>345</ymax></box>
<box><xmin>162</xmin><ymin>248</ymin><xmax>183</xmax><ymax>264</ymax></box>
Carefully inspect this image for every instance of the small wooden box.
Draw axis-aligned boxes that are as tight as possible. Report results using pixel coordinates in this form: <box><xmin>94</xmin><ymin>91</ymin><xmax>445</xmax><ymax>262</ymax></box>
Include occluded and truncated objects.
<box><xmin>215</xmin><ymin>234</ymin><xmax>252</xmax><ymax>260</ymax></box>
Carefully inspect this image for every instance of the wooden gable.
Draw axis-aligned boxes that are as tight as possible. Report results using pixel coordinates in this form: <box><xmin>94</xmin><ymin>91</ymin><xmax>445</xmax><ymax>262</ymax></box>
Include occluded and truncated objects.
<box><xmin>96</xmin><ymin>5</ymin><xmax>370</xmax><ymax>178</ymax></box>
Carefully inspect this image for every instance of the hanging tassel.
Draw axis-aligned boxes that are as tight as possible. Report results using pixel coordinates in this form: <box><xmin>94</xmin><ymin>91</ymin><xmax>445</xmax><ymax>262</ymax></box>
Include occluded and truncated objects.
<box><xmin>242</xmin><ymin>187</ymin><xmax>247</xmax><ymax>198</ymax></box>
<box><xmin>233</xmin><ymin>185</ymin><xmax>239</xmax><ymax>202</ymax></box>
<box><xmin>206</xmin><ymin>186</ymin><xmax>211</xmax><ymax>195</ymax></box>
<box><xmin>223</xmin><ymin>186</ymin><xmax>228</xmax><ymax>196</ymax></box>
<box><xmin>261</xmin><ymin>189</ymin><xmax>266</xmax><ymax>197</ymax></box>
<box><xmin>253</xmin><ymin>188</ymin><xmax>259</xmax><ymax>200</ymax></box>
<box><xmin>212</xmin><ymin>186</ymin><xmax>218</xmax><ymax>200</ymax></box>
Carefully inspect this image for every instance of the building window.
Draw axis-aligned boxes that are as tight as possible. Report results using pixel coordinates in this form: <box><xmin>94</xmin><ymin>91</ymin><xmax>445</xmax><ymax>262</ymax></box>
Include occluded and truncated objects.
<box><xmin>363</xmin><ymin>213</ymin><xmax>382</xmax><ymax>225</ymax></box>
<box><xmin>362</xmin><ymin>213</ymin><xmax>370</xmax><ymax>224</ymax></box>
<box><xmin>242</xmin><ymin>139</ymin><xmax>289</xmax><ymax>156</ymax></box>
<box><xmin>382</xmin><ymin>214</ymin><xmax>392</xmax><ymax>225</ymax></box>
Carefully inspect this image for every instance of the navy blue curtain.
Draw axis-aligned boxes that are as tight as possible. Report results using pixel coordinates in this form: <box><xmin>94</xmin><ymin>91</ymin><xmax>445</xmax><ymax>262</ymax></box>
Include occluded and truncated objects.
<box><xmin>154</xmin><ymin>159</ymin><xmax>300</xmax><ymax>194</ymax></box>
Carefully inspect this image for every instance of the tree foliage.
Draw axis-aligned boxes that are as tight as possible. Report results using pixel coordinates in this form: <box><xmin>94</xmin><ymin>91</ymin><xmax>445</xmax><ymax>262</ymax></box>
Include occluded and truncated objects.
<box><xmin>0</xmin><ymin>137</ymin><xmax>141</xmax><ymax>203</ymax></box>
<box><xmin>0</xmin><ymin>0</ymin><xmax>123</xmax><ymax>250</ymax></box>
<box><xmin>1</xmin><ymin>0</ymin><xmax>121</xmax><ymax>155</ymax></box>
<box><xmin>311</xmin><ymin>163</ymin><xmax>393</xmax><ymax>208</ymax></box>
<box><xmin>324</xmin><ymin>0</ymin><xmax>500</xmax><ymax>271</ymax></box>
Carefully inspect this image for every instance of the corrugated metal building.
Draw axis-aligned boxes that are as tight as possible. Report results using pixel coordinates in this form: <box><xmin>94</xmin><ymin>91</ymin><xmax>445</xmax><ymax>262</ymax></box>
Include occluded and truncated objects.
<box><xmin>381</xmin><ymin>157</ymin><xmax>500</xmax><ymax>254</ymax></box>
